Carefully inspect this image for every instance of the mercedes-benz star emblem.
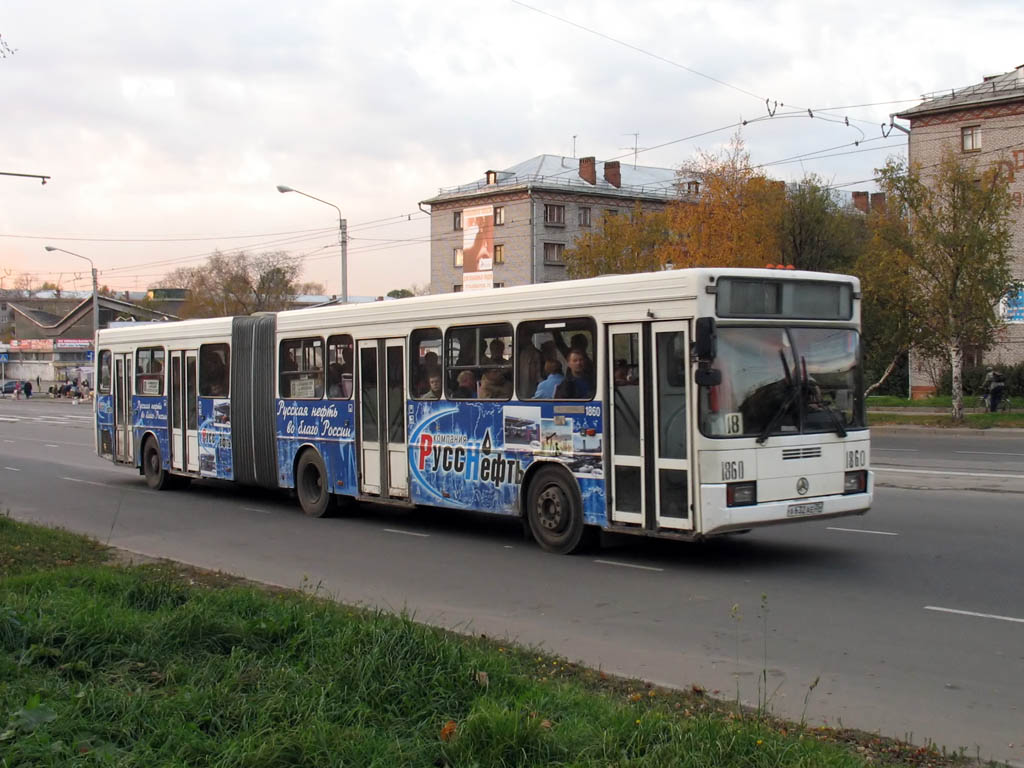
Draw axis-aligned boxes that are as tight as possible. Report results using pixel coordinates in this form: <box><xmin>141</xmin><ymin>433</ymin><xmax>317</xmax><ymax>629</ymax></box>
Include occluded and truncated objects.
<box><xmin>796</xmin><ymin>477</ymin><xmax>809</xmax><ymax>496</ymax></box>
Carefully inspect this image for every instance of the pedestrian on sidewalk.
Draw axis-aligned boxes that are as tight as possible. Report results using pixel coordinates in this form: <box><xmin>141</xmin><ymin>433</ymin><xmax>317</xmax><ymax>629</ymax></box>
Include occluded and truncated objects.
<box><xmin>982</xmin><ymin>366</ymin><xmax>1006</xmax><ymax>412</ymax></box>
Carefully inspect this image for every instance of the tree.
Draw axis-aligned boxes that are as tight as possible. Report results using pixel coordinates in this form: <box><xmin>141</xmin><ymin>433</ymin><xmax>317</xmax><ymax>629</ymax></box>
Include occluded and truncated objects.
<box><xmin>781</xmin><ymin>175</ymin><xmax>867</xmax><ymax>273</ymax></box>
<box><xmin>565</xmin><ymin>205</ymin><xmax>670</xmax><ymax>278</ymax></box>
<box><xmin>871</xmin><ymin>149</ymin><xmax>1017</xmax><ymax>419</ymax></box>
<box><xmin>0</xmin><ymin>34</ymin><xmax>15</xmax><ymax>59</ymax></box>
<box><xmin>656</xmin><ymin>132</ymin><xmax>787</xmax><ymax>269</ymax></box>
<box><xmin>387</xmin><ymin>288</ymin><xmax>414</xmax><ymax>299</ymax></box>
<box><xmin>164</xmin><ymin>250</ymin><xmax>301</xmax><ymax>319</ymax></box>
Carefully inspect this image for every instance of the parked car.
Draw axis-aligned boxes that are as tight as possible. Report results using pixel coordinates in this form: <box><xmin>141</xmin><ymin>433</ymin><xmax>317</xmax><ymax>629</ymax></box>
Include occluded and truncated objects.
<box><xmin>1</xmin><ymin>380</ymin><xmax>28</xmax><ymax>395</ymax></box>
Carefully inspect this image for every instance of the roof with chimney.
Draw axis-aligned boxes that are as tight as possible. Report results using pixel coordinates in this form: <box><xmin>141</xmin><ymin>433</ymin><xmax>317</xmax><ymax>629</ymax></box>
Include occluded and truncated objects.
<box><xmin>422</xmin><ymin>154</ymin><xmax>688</xmax><ymax>205</ymax></box>
<box><xmin>896</xmin><ymin>64</ymin><xmax>1024</xmax><ymax>119</ymax></box>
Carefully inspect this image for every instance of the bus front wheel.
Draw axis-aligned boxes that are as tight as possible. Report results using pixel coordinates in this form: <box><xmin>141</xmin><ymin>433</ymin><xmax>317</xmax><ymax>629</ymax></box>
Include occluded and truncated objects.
<box><xmin>296</xmin><ymin>450</ymin><xmax>331</xmax><ymax>518</ymax></box>
<box><xmin>142</xmin><ymin>437</ymin><xmax>170</xmax><ymax>491</ymax></box>
<box><xmin>526</xmin><ymin>466</ymin><xmax>589</xmax><ymax>554</ymax></box>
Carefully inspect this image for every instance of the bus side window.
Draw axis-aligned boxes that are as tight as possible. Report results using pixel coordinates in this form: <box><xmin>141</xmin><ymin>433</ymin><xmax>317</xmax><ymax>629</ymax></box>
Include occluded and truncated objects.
<box><xmin>199</xmin><ymin>343</ymin><xmax>230</xmax><ymax>397</ymax></box>
<box><xmin>279</xmin><ymin>337</ymin><xmax>324</xmax><ymax>399</ymax></box>
<box><xmin>409</xmin><ymin>328</ymin><xmax>442</xmax><ymax>400</ymax></box>
<box><xmin>445</xmin><ymin>323</ymin><xmax>512</xmax><ymax>400</ymax></box>
<box><xmin>518</xmin><ymin>318</ymin><xmax>596</xmax><ymax>400</ymax></box>
<box><xmin>99</xmin><ymin>350</ymin><xmax>112</xmax><ymax>394</ymax></box>
<box><xmin>135</xmin><ymin>346</ymin><xmax>165</xmax><ymax>396</ymax></box>
<box><xmin>327</xmin><ymin>334</ymin><xmax>354</xmax><ymax>399</ymax></box>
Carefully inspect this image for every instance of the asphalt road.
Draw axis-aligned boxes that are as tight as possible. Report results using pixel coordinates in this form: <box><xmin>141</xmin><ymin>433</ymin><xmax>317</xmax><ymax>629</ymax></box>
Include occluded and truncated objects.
<box><xmin>2</xmin><ymin>397</ymin><xmax>1023</xmax><ymax>765</ymax></box>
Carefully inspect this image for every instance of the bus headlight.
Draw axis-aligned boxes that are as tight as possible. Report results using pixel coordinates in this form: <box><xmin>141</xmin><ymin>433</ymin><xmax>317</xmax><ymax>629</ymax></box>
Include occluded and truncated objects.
<box><xmin>726</xmin><ymin>481</ymin><xmax>757</xmax><ymax>507</ymax></box>
<box><xmin>844</xmin><ymin>470</ymin><xmax>867</xmax><ymax>494</ymax></box>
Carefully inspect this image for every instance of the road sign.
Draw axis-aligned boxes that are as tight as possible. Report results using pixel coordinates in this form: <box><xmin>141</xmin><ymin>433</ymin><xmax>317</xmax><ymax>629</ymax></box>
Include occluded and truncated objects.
<box><xmin>85</xmin><ymin>350</ymin><xmax>95</xmax><ymax>362</ymax></box>
<box><xmin>0</xmin><ymin>353</ymin><xmax>8</xmax><ymax>362</ymax></box>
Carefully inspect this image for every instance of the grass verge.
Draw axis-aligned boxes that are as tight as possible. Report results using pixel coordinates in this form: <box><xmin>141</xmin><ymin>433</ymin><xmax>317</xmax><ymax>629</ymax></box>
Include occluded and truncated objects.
<box><xmin>0</xmin><ymin>514</ymin><xmax>1005</xmax><ymax>767</ymax></box>
<box><xmin>867</xmin><ymin>395</ymin><xmax>1022</xmax><ymax>410</ymax></box>
<box><xmin>869</xmin><ymin>411</ymin><xmax>1024</xmax><ymax>428</ymax></box>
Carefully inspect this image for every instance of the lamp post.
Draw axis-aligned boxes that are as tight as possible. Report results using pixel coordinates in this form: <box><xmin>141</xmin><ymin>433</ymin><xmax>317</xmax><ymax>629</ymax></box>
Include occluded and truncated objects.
<box><xmin>276</xmin><ymin>185</ymin><xmax>348</xmax><ymax>303</ymax></box>
<box><xmin>44</xmin><ymin>246</ymin><xmax>100</xmax><ymax>358</ymax></box>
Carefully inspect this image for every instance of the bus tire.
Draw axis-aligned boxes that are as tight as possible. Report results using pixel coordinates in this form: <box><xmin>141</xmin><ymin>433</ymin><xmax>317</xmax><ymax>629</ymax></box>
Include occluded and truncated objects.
<box><xmin>142</xmin><ymin>436</ymin><xmax>170</xmax><ymax>491</ymax></box>
<box><xmin>296</xmin><ymin>449</ymin><xmax>331</xmax><ymax>518</ymax></box>
<box><xmin>526</xmin><ymin>465</ymin><xmax>589</xmax><ymax>554</ymax></box>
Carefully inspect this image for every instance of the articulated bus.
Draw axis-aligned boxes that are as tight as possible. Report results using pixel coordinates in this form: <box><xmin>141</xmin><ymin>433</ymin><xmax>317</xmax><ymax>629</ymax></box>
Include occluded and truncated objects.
<box><xmin>94</xmin><ymin>268</ymin><xmax>871</xmax><ymax>554</ymax></box>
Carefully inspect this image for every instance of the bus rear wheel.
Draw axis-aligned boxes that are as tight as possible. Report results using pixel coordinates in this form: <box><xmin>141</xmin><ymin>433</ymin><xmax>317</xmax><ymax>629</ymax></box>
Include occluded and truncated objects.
<box><xmin>526</xmin><ymin>466</ymin><xmax>590</xmax><ymax>554</ymax></box>
<box><xmin>296</xmin><ymin>450</ymin><xmax>331</xmax><ymax>518</ymax></box>
<box><xmin>142</xmin><ymin>437</ymin><xmax>170</xmax><ymax>490</ymax></box>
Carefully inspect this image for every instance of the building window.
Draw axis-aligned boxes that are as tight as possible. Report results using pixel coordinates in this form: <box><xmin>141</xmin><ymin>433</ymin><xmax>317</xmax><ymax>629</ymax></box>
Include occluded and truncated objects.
<box><xmin>605</xmin><ymin>209</ymin><xmax>619</xmax><ymax>219</ymax></box>
<box><xmin>686</xmin><ymin>181</ymin><xmax>700</xmax><ymax>195</ymax></box>
<box><xmin>962</xmin><ymin>126</ymin><xmax>981</xmax><ymax>152</ymax></box>
<box><xmin>453</xmin><ymin>284</ymin><xmax>463</xmax><ymax>293</ymax></box>
<box><xmin>544</xmin><ymin>243</ymin><xmax>565</xmax><ymax>264</ymax></box>
<box><xmin>544</xmin><ymin>204</ymin><xmax>565</xmax><ymax>226</ymax></box>
<box><xmin>494</xmin><ymin>282</ymin><xmax>505</xmax><ymax>288</ymax></box>
<box><xmin>578</xmin><ymin>207</ymin><xmax>591</xmax><ymax>227</ymax></box>
<box><xmin>453</xmin><ymin>211</ymin><xmax>463</xmax><ymax>230</ymax></box>
<box><xmin>494</xmin><ymin>205</ymin><xmax>505</xmax><ymax>225</ymax></box>
<box><xmin>494</xmin><ymin>244</ymin><xmax>505</xmax><ymax>265</ymax></box>
<box><xmin>453</xmin><ymin>247</ymin><xmax>464</xmax><ymax>267</ymax></box>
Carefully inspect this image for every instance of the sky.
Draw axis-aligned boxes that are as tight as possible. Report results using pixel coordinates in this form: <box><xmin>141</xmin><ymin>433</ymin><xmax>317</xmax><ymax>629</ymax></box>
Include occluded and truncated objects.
<box><xmin>2</xmin><ymin>0</ymin><xmax>1022</xmax><ymax>298</ymax></box>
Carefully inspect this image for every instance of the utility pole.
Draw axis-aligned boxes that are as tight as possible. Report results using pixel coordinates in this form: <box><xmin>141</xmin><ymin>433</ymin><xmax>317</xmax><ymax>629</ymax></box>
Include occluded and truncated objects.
<box><xmin>621</xmin><ymin>133</ymin><xmax>640</xmax><ymax>169</ymax></box>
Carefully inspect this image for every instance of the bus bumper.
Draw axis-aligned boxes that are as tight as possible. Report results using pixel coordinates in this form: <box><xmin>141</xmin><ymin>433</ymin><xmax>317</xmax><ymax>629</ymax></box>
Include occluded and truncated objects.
<box><xmin>700</xmin><ymin>471</ymin><xmax>873</xmax><ymax>535</ymax></box>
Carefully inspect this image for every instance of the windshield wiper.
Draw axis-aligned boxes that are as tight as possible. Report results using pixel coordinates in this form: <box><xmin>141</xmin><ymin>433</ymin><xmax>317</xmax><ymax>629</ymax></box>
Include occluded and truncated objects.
<box><xmin>756</xmin><ymin>351</ymin><xmax>799</xmax><ymax>445</ymax></box>
<box><xmin>816</xmin><ymin>399</ymin><xmax>848</xmax><ymax>438</ymax></box>
<box><xmin>800</xmin><ymin>356</ymin><xmax>848</xmax><ymax>438</ymax></box>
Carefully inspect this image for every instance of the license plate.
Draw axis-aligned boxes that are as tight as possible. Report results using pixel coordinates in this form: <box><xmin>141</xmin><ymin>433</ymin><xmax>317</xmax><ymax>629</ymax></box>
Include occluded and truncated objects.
<box><xmin>787</xmin><ymin>501</ymin><xmax>823</xmax><ymax>518</ymax></box>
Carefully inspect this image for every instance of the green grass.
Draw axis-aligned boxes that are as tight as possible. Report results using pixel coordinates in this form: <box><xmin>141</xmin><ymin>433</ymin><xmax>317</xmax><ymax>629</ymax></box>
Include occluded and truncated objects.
<box><xmin>869</xmin><ymin>410</ymin><xmax>1024</xmax><ymax>428</ymax></box>
<box><xmin>0</xmin><ymin>516</ymin><xmax>1000</xmax><ymax>767</ymax></box>
<box><xmin>867</xmin><ymin>395</ymin><xmax>1023</xmax><ymax>410</ymax></box>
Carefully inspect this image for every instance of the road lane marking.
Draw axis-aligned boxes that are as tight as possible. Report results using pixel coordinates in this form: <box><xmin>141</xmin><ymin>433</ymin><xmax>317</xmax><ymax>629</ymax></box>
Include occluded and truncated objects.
<box><xmin>0</xmin><ymin>417</ymin><xmax>17</xmax><ymax>422</ymax></box>
<box><xmin>594</xmin><ymin>559</ymin><xmax>664</xmax><ymax>572</ymax></box>
<box><xmin>873</xmin><ymin>448</ymin><xmax>919</xmax><ymax>452</ymax></box>
<box><xmin>924</xmin><ymin>606</ymin><xmax>1024</xmax><ymax>624</ymax></box>
<box><xmin>383</xmin><ymin>528</ymin><xmax>430</xmax><ymax>538</ymax></box>
<box><xmin>954</xmin><ymin>450</ymin><xmax>1024</xmax><ymax>457</ymax></box>
<box><xmin>242</xmin><ymin>507</ymin><xmax>272</xmax><ymax>514</ymax></box>
<box><xmin>827</xmin><ymin>526</ymin><xmax>899</xmax><ymax>536</ymax></box>
<box><xmin>45</xmin><ymin>443</ymin><xmax>60</xmax><ymax>447</ymax></box>
<box><xmin>874</xmin><ymin>466</ymin><xmax>1024</xmax><ymax>480</ymax></box>
<box><xmin>61</xmin><ymin>476</ymin><xmax>113</xmax><ymax>488</ymax></box>
<box><xmin>3</xmin><ymin>439</ymin><xmax>14</xmax><ymax>443</ymax></box>
<box><xmin>4</xmin><ymin>466</ymin><xmax>21</xmax><ymax>471</ymax></box>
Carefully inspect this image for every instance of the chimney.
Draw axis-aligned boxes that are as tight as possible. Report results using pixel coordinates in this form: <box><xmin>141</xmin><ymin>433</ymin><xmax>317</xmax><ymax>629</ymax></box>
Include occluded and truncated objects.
<box><xmin>869</xmin><ymin>192</ymin><xmax>886</xmax><ymax>213</ymax></box>
<box><xmin>579</xmin><ymin>156</ymin><xmax>596</xmax><ymax>185</ymax></box>
<box><xmin>604</xmin><ymin>160</ymin><xmax>621</xmax><ymax>188</ymax></box>
<box><xmin>852</xmin><ymin>191</ymin><xmax>869</xmax><ymax>213</ymax></box>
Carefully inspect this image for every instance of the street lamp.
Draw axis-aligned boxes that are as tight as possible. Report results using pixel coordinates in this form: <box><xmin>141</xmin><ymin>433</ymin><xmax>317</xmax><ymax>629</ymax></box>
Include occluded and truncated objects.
<box><xmin>276</xmin><ymin>185</ymin><xmax>348</xmax><ymax>304</ymax></box>
<box><xmin>44</xmin><ymin>246</ymin><xmax>100</xmax><ymax>359</ymax></box>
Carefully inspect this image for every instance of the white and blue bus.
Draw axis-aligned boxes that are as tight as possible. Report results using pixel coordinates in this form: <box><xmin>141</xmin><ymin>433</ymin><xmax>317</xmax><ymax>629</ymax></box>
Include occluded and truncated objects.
<box><xmin>94</xmin><ymin>267</ymin><xmax>871</xmax><ymax>553</ymax></box>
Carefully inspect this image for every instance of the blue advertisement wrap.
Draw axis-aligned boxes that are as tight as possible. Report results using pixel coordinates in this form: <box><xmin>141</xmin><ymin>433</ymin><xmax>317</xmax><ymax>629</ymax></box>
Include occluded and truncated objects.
<box><xmin>96</xmin><ymin>394</ymin><xmax>114</xmax><ymax>456</ymax></box>
<box><xmin>198</xmin><ymin>397</ymin><xmax>233</xmax><ymax>479</ymax></box>
<box><xmin>132</xmin><ymin>395</ymin><xmax>169</xmax><ymax>468</ymax></box>
<box><xmin>407</xmin><ymin>400</ymin><xmax>607</xmax><ymax>524</ymax></box>
<box><xmin>275</xmin><ymin>399</ymin><xmax>357</xmax><ymax>492</ymax></box>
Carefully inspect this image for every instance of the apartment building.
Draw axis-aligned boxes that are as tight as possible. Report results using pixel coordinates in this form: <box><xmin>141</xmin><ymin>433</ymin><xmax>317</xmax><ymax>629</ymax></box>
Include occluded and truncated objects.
<box><xmin>421</xmin><ymin>154</ymin><xmax>688</xmax><ymax>294</ymax></box>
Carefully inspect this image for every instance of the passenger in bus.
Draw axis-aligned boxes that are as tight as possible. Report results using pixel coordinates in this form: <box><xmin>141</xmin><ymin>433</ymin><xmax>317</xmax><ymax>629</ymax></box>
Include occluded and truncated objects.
<box><xmin>533</xmin><ymin>359</ymin><xmax>565</xmax><ymax>399</ymax></box>
<box><xmin>422</xmin><ymin>372</ymin><xmax>443</xmax><ymax>400</ymax></box>
<box><xmin>556</xmin><ymin>333</ymin><xmax>595</xmax><ymax>380</ymax></box>
<box><xmin>452</xmin><ymin>370</ymin><xmax>477</xmax><ymax>398</ymax></box>
<box><xmin>414</xmin><ymin>351</ymin><xmax>440</xmax><ymax>396</ymax></box>
<box><xmin>561</xmin><ymin>349</ymin><xmax>594</xmax><ymax>399</ymax></box>
<box><xmin>484</xmin><ymin>338</ymin><xmax>507</xmax><ymax>365</ymax></box>
<box><xmin>613</xmin><ymin>359</ymin><xmax>631</xmax><ymax>386</ymax></box>
<box><xmin>518</xmin><ymin>338</ymin><xmax>543</xmax><ymax>398</ymax></box>
<box><xmin>327</xmin><ymin>363</ymin><xmax>346</xmax><ymax>398</ymax></box>
<box><xmin>479</xmin><ymin>368</ymin><xmax>512</xmax><ymax>399</ymax></box>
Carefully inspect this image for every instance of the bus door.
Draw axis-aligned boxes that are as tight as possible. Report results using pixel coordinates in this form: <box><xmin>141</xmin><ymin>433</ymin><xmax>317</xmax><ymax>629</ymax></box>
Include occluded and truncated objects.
<box><xmin>357</xmin><ymin>338</ymin><xmax>409</xmax><ymax>498</ymax></box>
<box><xmin>608</xmin><ymin>322</ymin><xmax>692</xmax><ymax>531</ymax></box>
<box><xmin>169</xmin><ymin>351</ymin><xmax>199</xmax><ymax>473</ymax></box>
<box><xmin>112</xmin><ymin>352</ymin><xmax>134</xmax><ymax>464</ymax></box>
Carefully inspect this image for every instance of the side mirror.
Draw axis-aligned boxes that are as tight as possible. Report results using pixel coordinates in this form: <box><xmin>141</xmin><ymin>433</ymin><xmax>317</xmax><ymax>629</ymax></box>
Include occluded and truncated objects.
<box><xmin>695</xmin><ymin>317</ymin><xmax>717</xmax><ymax>360</ymax></box>
<box><xmin>695</xmin><ymin>367</ymin><xmax>722</xmax><ymax>387</ymax></box>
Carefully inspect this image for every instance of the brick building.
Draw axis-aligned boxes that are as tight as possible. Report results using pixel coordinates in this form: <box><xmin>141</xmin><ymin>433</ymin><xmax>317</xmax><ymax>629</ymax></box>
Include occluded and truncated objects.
<box><xmin>421</xmin><ymin>155</ymin><xmax>689</xmax><ymax>294</ymax></box>
<box><xmin>895</xmin><ymin>64</ymin><xmax>1024</xmax><ymax>396</ymax></box>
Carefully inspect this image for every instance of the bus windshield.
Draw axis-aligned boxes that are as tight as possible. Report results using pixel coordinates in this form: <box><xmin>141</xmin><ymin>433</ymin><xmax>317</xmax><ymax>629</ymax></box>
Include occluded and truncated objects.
<box><xmin>699</xmin><ymin>326</ymin><xmax>865</xmax><ymax>439</ymax></box>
